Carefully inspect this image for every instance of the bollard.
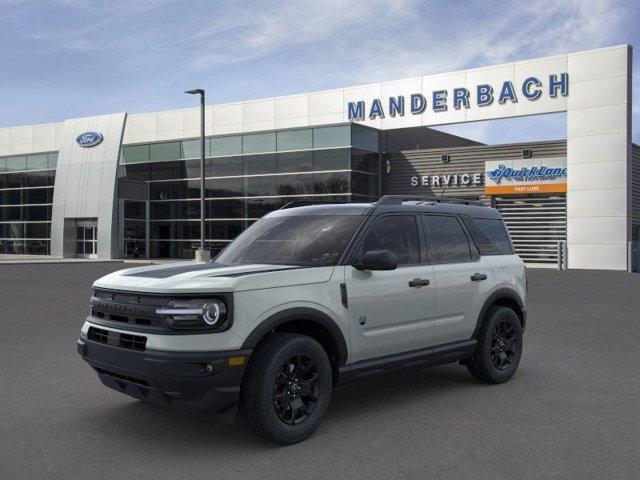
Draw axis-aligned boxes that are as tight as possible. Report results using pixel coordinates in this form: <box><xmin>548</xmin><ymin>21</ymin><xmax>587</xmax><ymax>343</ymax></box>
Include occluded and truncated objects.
<box><xmin>557</xmin><ymin>241</ymin><xmax>563</xmax><ymax>271</ymax></box>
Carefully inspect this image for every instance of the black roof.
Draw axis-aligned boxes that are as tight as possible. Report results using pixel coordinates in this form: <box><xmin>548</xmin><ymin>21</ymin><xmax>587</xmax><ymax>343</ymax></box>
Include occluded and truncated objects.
<box><xmin>269</xmin><ymin>196</ymin><xmax>501</xmax><ymax>220</ymax></box>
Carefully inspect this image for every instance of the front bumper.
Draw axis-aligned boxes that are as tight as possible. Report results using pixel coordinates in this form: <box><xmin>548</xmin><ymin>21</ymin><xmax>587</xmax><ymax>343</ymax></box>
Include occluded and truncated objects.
<box><xmin>77</xmin><ymin>338</ymin><xmax>251</xmax><ymax>418</ymax></box>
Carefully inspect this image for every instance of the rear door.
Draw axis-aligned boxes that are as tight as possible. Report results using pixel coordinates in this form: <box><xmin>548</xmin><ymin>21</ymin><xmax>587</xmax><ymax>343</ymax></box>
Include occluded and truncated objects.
<box><xmin>421</xmin><ymin>214</ymin><xmax>493</xmax><ymax>345</ymax></box>
<box><xmin>345</xmin><ymin>214</ymin><xmax>436</xmax><ymax>363</ymax></box>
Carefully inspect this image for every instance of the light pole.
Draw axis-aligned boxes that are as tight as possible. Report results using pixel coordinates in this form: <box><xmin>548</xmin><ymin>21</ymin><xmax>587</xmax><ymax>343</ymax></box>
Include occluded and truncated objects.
<box><xmin>185</xmin><ymin>88</ymin><xmax>209</xmax><ymax>262</ymax></box>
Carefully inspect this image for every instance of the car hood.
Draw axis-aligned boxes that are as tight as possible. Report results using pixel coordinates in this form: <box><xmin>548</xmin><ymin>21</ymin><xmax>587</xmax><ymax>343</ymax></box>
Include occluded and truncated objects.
<box><xmin>92</xmin><ymin>262</ymin><xmax>336</xmax><ymax>294</ymax></box>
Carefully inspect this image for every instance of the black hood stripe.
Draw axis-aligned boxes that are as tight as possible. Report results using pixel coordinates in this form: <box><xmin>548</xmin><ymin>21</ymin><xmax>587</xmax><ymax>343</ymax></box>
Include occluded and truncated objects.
<box><xmin>124</xmin><ymin>262</ymin><xmax>300</xmax><ymax>279</ymax></box>
<box><xmin>218</xmin><ymin>266</ymin><xmax>302</xmax><ymax>277</ymax></box>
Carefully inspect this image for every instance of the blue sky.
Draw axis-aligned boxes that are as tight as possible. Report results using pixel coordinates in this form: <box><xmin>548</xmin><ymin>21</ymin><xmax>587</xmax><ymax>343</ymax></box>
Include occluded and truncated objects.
<box><xmin>1</xmin><ymin>0</ymin><xmax>638</xmax><ymax>144</ymax></box>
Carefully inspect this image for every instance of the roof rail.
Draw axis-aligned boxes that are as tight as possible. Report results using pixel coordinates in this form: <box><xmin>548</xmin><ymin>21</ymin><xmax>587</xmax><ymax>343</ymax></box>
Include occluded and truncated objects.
<box><xmin>376</xmin><ymin>195</ymin><xmax>485</xmax><ymax>206</ymax></box>
<box><xmin>279</xmin><ymin>200</ymin><xmax>352</xmax><ymax>210</ymax></box>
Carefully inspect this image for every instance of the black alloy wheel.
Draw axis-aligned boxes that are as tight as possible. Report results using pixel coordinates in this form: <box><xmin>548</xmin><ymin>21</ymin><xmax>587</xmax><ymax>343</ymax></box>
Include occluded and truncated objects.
<box><xmin>490</xmin><ymin>318</ymin><xmax>517</xmax><ymax>371</ymax></box>
<box><xmin>467</xmin><ymin>306</ymin><xmax>523</xmax><ymax>384</ymax></box>
<box><xmin>240</xmin><ymin>332</ymin><xmax>332</xmax><ymax>444</ymax></box>
<box><xmin>273</xmin><ymin>354</ymin><xmax>320</xmax><ymax>425</ymax></box>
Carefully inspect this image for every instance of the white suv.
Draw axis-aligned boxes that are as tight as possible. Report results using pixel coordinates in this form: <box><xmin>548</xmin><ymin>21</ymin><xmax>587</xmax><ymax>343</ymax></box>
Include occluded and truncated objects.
<box><xmin>78</xmin><ymin>196</ymin><xmax>526</xmax><ymax>444</ymax></box>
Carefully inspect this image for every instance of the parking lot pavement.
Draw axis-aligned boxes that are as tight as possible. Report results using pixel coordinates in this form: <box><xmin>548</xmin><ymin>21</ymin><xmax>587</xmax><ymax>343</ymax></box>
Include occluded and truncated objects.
<box><xmin>1</xmin><ymin>263</ymin><xmax>639</xmax><ymax>480</ymax></box>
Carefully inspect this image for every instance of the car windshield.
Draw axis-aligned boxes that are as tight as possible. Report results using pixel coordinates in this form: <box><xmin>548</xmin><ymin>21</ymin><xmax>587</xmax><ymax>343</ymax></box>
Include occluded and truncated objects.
<box><xmin>215</xmin><ymin>215</ymin><xmax>363</xmax><ymax>267</ymax></box>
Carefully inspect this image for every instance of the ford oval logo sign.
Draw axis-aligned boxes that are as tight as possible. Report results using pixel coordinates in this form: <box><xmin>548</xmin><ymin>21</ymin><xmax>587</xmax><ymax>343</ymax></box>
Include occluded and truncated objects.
<box><xmin>76</xmin><ymin>131</ymin><xmax>103</xmax><ymax>148</ymax></box>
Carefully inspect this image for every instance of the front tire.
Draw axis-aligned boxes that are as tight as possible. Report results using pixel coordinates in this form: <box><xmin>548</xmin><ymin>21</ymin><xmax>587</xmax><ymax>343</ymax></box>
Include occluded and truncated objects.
<box><xmin>240</xmin><ymin>333</ymin><xmax>332</xmax><ymax>444</ymax></box>
<box><xmin>467</xmin><ymin>306</ymin><xmax>523</xmax><ymax>383</ymax></box>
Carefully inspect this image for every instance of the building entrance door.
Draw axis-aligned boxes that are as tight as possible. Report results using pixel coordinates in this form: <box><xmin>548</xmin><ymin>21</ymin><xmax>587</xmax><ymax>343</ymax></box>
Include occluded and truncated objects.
<box><xmin>76</xmin><ymin>220</ymin><xmax>98</xmax><ymax>258</ymax></box>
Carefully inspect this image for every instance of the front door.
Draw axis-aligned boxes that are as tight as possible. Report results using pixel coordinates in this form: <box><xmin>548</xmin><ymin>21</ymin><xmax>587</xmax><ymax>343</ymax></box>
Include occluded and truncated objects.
<box><xmin>76</xmin><ymin>220</ymin><xmax>98</xmax><ymax>258</ymax></box>
<box><xmin>346</xmin><ymin>214</ymin><xmax>436</xmax><ymax>363</ymax></box>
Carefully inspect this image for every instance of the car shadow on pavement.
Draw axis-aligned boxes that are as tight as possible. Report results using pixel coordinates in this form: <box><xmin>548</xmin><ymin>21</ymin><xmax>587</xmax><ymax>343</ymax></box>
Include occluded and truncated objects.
<box><xmin>77</xmin><ymin>363</ymin><xmax>483</xmax><ymax>451</ymax></box>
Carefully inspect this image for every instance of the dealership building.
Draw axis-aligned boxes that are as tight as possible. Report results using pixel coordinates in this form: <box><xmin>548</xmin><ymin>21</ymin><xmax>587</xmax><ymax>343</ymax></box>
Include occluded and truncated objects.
<box><xmin>0</xmin><ymin>44</ymin><xmax>637</xmax><ymax>270</ymax></box>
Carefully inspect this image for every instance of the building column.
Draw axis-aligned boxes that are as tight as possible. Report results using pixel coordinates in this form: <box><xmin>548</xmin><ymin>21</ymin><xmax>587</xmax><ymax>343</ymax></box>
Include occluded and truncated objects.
<box><xmin>566</xmin><ymin>45</ymin><xmax>632</xmax><ymax>270</ymax></box>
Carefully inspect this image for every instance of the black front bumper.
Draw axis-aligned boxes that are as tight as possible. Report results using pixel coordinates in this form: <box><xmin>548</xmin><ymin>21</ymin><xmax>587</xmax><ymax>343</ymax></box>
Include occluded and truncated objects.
<box><xmin>77</xmin><ymin>338</ymin><xmax>251</xmax><ymax>418</ymax></box>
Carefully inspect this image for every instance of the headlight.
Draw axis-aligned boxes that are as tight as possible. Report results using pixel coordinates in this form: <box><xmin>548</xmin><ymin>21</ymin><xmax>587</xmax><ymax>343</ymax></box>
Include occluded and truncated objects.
<box><xmin>156</xmin><ymin>298</ymin><xmax>227</xmax><ymax>330</ymax></box>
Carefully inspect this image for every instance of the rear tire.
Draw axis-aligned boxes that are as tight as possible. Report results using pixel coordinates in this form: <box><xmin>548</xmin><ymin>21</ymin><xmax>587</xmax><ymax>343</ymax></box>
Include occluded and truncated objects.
<box><xmin>240</xmin><ymin>333</ymin><xmax>332</xmax><ymax>444</ymax></box>
<box><xmin>467</xmin><ymin>306</ymin><xmax>523</xmax><ymax>383</ymax></box>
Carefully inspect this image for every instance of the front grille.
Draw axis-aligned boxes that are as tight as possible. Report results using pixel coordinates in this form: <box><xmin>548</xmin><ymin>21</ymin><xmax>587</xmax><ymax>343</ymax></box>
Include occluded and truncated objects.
<box><xmin>87</xmin><ymin>326</ymin><xmax>147</xmax><ymax>351</ymax></box>
<box><xmin>120</xmin><ymin>333</ymin><xmax>147</xmax><ymax>351</ymax></box>
<box><xmin>90</xmin><ymin>290</ymin><xmax>168</xmax><ymax>330</ymax></box>
<box><xmin>88</xmin><ymin>326</ymin><xmax>109</xmax><ymax>344</ymax></box>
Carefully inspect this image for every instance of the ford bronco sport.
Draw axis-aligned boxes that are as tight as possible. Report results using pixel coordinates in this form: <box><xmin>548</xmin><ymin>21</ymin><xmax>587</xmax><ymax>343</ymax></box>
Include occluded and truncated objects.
<box><xmin>78</xmin><ymin>195</ymin><xmax>526</xmax><ymax>444</ymax></box>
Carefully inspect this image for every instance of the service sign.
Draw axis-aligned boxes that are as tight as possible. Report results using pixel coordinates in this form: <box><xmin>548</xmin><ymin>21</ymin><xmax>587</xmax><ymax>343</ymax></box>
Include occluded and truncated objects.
<box><xmin>485</xmin><ymin>157</ymin><xmax>567</xmax><ymax>195</ymax></box>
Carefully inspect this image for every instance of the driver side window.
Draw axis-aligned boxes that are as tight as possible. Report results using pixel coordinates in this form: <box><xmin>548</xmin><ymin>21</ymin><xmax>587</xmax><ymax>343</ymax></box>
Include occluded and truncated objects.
<box><xmin>361</xmin><ymin>215</ymin><xmax>420</xmax><ymax>265</ymax></box>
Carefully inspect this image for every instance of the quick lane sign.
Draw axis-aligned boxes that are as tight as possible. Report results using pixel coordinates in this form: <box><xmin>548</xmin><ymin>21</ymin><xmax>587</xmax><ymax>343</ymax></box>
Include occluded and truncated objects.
<box><xmin>485</xmin><ymin>157</ymin><xmax>567</xmax><ymax>195</ymax></box>
<box><xmin>348</xmin><ymin>73</ymin><xmax>569</xmax><ymax>121</ymax></box>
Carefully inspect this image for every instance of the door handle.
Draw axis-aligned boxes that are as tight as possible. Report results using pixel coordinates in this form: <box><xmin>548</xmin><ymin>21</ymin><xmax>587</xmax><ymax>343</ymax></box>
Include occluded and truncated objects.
<box><xmin>409</xmin><ymin>278</ymin><xmax>430</xmax><ymax>288</ymax></box>
<box><xmin>470</xmin><ymin>273</ymin><xmax>488</xmax><ymax>282</ymax></box>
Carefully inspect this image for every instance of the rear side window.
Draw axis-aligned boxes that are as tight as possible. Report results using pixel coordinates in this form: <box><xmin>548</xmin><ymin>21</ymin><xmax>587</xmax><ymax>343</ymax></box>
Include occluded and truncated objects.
<box><xmin>422</xmin><ymin>215</ymin><xmax>472</xmax><ymax>264</ymax></box>
<box><xmin>472</xmin><ymin>218</ymin><xmax>513</xmax><ymax>255</ymax></box>
<box><xmin>361</xmin><ymin>215</ymin><xmax>420</xmax><ymax>265</ymax></box>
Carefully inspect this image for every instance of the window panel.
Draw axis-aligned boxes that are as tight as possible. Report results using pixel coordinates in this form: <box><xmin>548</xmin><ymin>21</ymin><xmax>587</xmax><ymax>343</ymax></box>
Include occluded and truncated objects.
<box><xmin>1</xmin><ymin>222</ymin><xmax>24</xmax><ymax>238</ymax></box>
<box><xmin>124</xmin><ymin>220</ymin><xmax>146</xmax><ymax>239</ymax></box>
<box><xmin>149</xmin><ymin>160</ymin><xmax>187</xmax><ymax>181</ymax></box>
<box><xmin>206</xmin><ymin>221</ymin><xmax>246</xmax><ymax>240</ymax></box>
<box><xmin>211</xmin><ymin>136</ymin><xmax>242</xmax><ymax>157</ymax></box>
<box><xmin>124</xmin><ymin>240</ymin><xmax>145</xmax><ymax>259</ymax></box>
<box><xmin>119</xmin><ymin>163</ymin><xmax>150</xmax><ymax>181</ymax></box>
<box><xmin>277</xmin><ymin>151</ymin><xmax>313</xmax><ymax>173</ymax></box>
<box><xmin>25</xmin><ymin>240</ymin><xmax>49</xmax><ymax>255</ymax></box>
<box><xmin>0</xmin><ymin>158</ymin><xmax>6</xmax><ymax>173</ymax></box>
<box><xmin>0</xmin><ymin>189</ymin><xmax>21</xmax><ymax>204</ymax></box>
<box><xmin>246</xmin><ymin>175</ymin><xmax>276</xmax><ymax>197</ymax></box>
<box><xmin>122</xmin><ymin>145</ymin><xmax>150</xmax><ymax>164</ymax></box>
<box><xmin>207</xmin><ymin>200</ymin><xmax>244</xmax><ymax>219</ymax></box>
<box><xmin>361</xmin><ymin>215</ymin><xmax>420</xmax><ymax>265</ymax></box>
<box><xmin>150</xmin><ymin>240</ymin><xmax>196</xmax><ymax>259</ymax></box>
<box><xmin>150</xmin><ymin>201</ymin><xmax>200</xmax><ymax>220</ymax></box>
<box><xmin>48</xmin><ymin>153</ymin><xmax>58</xmax><ymax>169</ymax></box>
<box><xmin>244</xmin><ymin>154</ymin><xmax>276</xmax><ymax>175</ymax></box>
<box><xmin>23</xmin><ymin>188</ymin><xmax>52</xmax><ymax>204</ymax></box>
<box><xmin>277</xmin><ymin>129</ymin><xmax>312</xmax><ymax>151</ymax></box>
<box><xmin>206</xmin><ymin>177</ymin><xmax>244</xmax><ymax>197</ymax></box>
<box><xmin>276</xmin><ymin>174</ymin><xmax>314</xmax><ymax>196</ymax></box>
<box><xmin>247</xmin><ymin>198</ymin><xmax>280</xmax><ymax>218</ymax></box>
<box><xmin>313</xmin><ymin>126</ymin><xmax>350</xmax><ymax>149</ymax></box>
<box><xmin>25</xmin><ymin>222</ymin><xmax>50</xmax><ymax>239</ymax></box>
<box><xmin>206</xmin><ymin>156</ymin><xmax>243</xmax><ymax>177</ymax></box>
<box><xmin>150</xmin><ymin>220</ymin><xmax>200</xmax><ymax>240</ymax></box>
<box><xmin>351</xmin><ymin>149</ymin><xmax>379</xmax><ymax>173</ymax></box>
<box><xmin>181</xmin><ymin>139</ymin><xmax>201</xmax><ymax>159</ymax></box>
<box><xmin>27</xmin><ymin>154</ymin><xmax>49</xmax><ymax>170</ymax></box>
<box><xmin>124</xmin><ymin>201</ymin><xmax>146</xmax><ymax>220</ymax></box>
<box><xmin>313</xmin><ymin>149</ymin><xmax>350</xmax><ymax>171</ymax></box>
<box><xmin>423</xmin><ymin>215</ymin><xmax>472</xmax><ymax>264</ymax></box>
<box><xmin>243</xmin><ymin>133</ymin><xmax>276</xmax><ymax>154</ymax></box>
<box><xmin>150</xmin><ymin>180</ymin><xmax>200</xmax><ymax>200</ymax></box>
<box><xmin>26</xmin><ymin>170</ymin><xmax>55</xmax><ymax>187</ymax></box>
<box><xmin>351</xmin><ymin>171</ymin><xmax>379</xmax><ymax>197</ymax></box>
<box><xmin>312</xmin><ymin>172</ymin><xmax>350</xmax><ymax>195</ymax></box>
<box><xmin>150</xmin><ymin>142</ymin><xmax>181</xmax><ymax>162</ymax></box>
<box><xmin>351</xmin><ymin>125</ymin><xmax>379</xmax><ymax>152</ymax></box>
<box><xmin>6</xmin><ymin>156</ymin><xmax>27</xmax><ymax>172</ymax></box>
<box><xmin>0</xmin><ymin>173</ymin><xmax>23</xmax><ymax>189</ymax></box>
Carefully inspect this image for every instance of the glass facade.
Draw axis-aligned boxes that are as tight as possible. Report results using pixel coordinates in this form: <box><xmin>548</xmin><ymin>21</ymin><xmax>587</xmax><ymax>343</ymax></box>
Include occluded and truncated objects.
<box><xmin>0</xmin><ymin>152</ymin><xmax>57</xmax><ymax>254</ymax></box>
<box><xmin>119</xmin><ymin>124</ymin><xmax>380</xmax><ymax>259</ymax></box>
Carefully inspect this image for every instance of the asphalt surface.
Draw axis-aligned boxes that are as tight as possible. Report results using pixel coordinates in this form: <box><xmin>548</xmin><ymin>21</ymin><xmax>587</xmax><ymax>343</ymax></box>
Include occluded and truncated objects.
<box><xmin>1</xmin><ymin>263</ymin><xmax>639</xmax><ymax>480</ymax></box>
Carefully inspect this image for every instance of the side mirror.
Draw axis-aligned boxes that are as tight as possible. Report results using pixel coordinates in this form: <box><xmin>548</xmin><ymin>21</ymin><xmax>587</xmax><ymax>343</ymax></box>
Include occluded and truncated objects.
<box><xmin>355</xmin><ymin>249</ymin><xmax>398</xmax><ymax>271</ymax></box>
